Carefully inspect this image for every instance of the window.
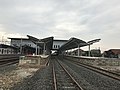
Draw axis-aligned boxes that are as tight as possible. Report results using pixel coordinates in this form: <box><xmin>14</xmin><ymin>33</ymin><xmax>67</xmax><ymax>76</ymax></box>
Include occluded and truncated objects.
<box><xmin>54</xmin><ymin>45</ymin><xmax>56</xmax><ymax>48</ymax></box>
<box><xmin>56</xmin><ymin>45</ymin><xmax>57</xmax><ymax>48</ymax></box>
<box><xmin>58</xmin><ymin>45</ymin><xmax>60</xmax><ymax>48</ymax></box>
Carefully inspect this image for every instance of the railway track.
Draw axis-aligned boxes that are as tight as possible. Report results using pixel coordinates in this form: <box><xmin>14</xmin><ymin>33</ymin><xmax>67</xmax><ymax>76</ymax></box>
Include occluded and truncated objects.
<box><xmin>52</xmin><ymin>58</ymin><xmax>84</xmax><ymax>90</ymax></box>
<box><xmin>61</xmin><ymin>57</ymin><xmax>120</xmax><ymax>90</ymax></box>
<box><xmin>10</xmin><ymin>56</ymin><xmax>120</xmax><ymax>90</ymax></box>
<box><xmin>0</xmin><ymin>55</ymin><xmax>19</xmax><ymax>66</ymax></box>
<box><xmin>63</xmin><ymin>57</ymin><xmax>120</xmax><ymax>81</ymax></box>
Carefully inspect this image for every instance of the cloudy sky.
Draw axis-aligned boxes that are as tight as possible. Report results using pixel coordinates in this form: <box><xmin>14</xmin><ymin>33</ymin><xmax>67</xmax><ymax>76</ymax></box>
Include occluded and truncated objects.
<box><xmin>0</xmin><ymin>0</ymin><xmax>120</xmax><ymax>51</ymax></box>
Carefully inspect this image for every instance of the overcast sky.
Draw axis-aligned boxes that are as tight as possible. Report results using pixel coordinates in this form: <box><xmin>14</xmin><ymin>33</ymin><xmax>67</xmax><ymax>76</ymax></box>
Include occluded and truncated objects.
<box><xmin>0</xmin><ymin>0</ymin><xmax>120</xmax><ymax>51</ymax></box>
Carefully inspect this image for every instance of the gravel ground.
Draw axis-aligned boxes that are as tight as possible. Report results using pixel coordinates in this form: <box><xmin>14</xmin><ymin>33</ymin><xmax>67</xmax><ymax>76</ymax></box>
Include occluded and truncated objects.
<box><xmin>62</xmin><ymin>59</ymin><xmax>120</xmax><ymax>90</ymax></box>
<box><xmin>0</xmin><ymin>64</ymin><xmax>20</xmax><ymax>90</ymax></box>
<box><xmin>11</xmin><ymin>62</ymin><xmax>54</xmax><ymax>90</ymax></box>
<box><xmin>0</xmin><ymin>64</ymin><xmax>39</xmax><ymax>90</ymax></box>
<box><xmin>0</xmin><ymin>64</ymin><xmax>18</xmax><ymax>74</ymax></box>
<box><xmin>3</xmin><ymin>56</ymin><xmax>119</xmax><ymax>90</ymax></box>
<box><xmin>64</xmin><ymin>56</ymin><xmax>120</xmax><ymax>74</ymax></box>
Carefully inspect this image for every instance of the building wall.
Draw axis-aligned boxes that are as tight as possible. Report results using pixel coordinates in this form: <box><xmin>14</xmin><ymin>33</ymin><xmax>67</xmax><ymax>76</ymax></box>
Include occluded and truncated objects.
<box><xmin>52</xmin><ymin>40</ymin><xmax>67</xmax><ymax>50</ymax></box>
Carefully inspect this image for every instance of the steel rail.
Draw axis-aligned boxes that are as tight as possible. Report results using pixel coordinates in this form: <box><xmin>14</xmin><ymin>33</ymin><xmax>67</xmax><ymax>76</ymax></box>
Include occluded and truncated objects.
<box><xmin>81</xmin><ymin>62</ymin><xmax>120</xmax><ymax>76</ymax></box>
<box><xmin>56</xmin><ymin>59</ymin><xmax>84</xmax><ymax>90</ymax></box>
<box><xmin>52</xmin><ymin>63</ymin><xmax>57</xmax><ymax>90</ymax></box>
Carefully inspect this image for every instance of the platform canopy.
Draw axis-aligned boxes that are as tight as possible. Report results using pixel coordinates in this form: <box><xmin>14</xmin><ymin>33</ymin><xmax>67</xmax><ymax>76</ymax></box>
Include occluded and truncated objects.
<box><xmin>58</xmin><ymin>37</ymin><xmax>87</xmax><ymax>51</ymax></box>
<box><xmin>87</xmin><ymin>39</ymin><xmax>101</xmax><ymax>45</ymax></box>
<box><xmin>27</xmin><ymin>35</ymin><xmax>39</xmax><ymax>44</ymax></box>
<box><xmin>27</xmin><ymin>35</ymin><xmax>53</xmax><ymax>54</ymax></box>
<box><xmin>27</xmin><ymin>35</ymin><xmax>53</xmax><ymax>47</ymax></box>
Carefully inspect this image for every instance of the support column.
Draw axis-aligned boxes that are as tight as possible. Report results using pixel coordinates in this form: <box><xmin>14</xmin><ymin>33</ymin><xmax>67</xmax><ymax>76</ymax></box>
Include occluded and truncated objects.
<box><xmin>43</xmin><ymin>42</ymin><xmax>46</xmax><ymax>55</ymax></box>
<box><xmin>38</xmin><ymin>46</ymin><xmax>39</xmax><ymax>55</ymax></box>
<box><xmin>88</xmin><ymin>44</ymin><xmax>90</xmax><ymax>57</ymax></box>
<box><xmin>36</xmin><ymin>44</ymin><xmax>38</xmax><ymax>55</ymax></box>
<box><xmin>78</xmin><ymin>44</ymin><xmax>80</xmax><ymax>56</ymax></box>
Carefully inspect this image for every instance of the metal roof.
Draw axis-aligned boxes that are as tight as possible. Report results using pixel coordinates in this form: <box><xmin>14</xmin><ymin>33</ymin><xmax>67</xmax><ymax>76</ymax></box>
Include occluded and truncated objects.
<box><xmin>27</xmin><ymin>35</ymin><xmax>39</xmax><ymax>44</ymax></box>
<box><xmin>27</xmin><ymin>35</ymin><xmax>53</xmax><ymax>49</ymax></box>
<box><xmin>8</xmin><ymin>37</ymin><xmax>29</xmax><ymax>40</ymax></box>
<box><xmin>59</xmin><ymin>37</ymin><xmax>87</xmax><ymax>51</ymax></box>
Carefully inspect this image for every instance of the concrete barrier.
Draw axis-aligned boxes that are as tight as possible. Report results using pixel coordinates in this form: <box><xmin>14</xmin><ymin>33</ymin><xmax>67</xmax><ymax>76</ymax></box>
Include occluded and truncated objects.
<box><xmin>19</xmin><ymin>55</ymin><xmax>49</xmax><ymax>67</ymax></box>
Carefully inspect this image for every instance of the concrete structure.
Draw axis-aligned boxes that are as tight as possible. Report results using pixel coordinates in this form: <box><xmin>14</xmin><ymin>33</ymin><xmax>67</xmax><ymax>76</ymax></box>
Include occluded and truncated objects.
<box><xmin>19</xmin><ymin>55</ymin><xmax>49</xmax><ymax>66</ymax></box>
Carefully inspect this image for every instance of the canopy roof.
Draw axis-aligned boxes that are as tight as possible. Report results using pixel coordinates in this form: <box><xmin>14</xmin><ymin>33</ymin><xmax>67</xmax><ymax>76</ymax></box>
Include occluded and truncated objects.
<box><xmin>59</xmin><ymin>37</ymin><xmax>87</xmax><ymax>51</ymax></box>
<box><xmin>27</xmin><ymin>35</ymin><xmax>53</xmax><ymax>49</ymax></box>
<box><xmin>87</xmin><ymin>39</ymin><xmax>101</xmax><ymax>45</ymax></box>
<box><xmin>27</xmin><ymin>35</ymin><xmax>39</xmax><ymax>44</ymax></box>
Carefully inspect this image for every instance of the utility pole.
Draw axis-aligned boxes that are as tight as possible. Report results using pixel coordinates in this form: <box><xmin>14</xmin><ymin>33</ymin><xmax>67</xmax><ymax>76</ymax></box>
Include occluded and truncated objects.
<box><xmin>88</xmin><ymin>44</ymin><xmax>91</xmax><ymax>57</ymax></box>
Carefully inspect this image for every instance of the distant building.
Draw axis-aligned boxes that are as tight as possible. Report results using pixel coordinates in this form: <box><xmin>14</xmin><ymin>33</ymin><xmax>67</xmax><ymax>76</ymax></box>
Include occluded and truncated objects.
<box><xmin>103</xmin><ymin>49</ymin><xmax>120</xmax><ymax>58</ymax></box>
